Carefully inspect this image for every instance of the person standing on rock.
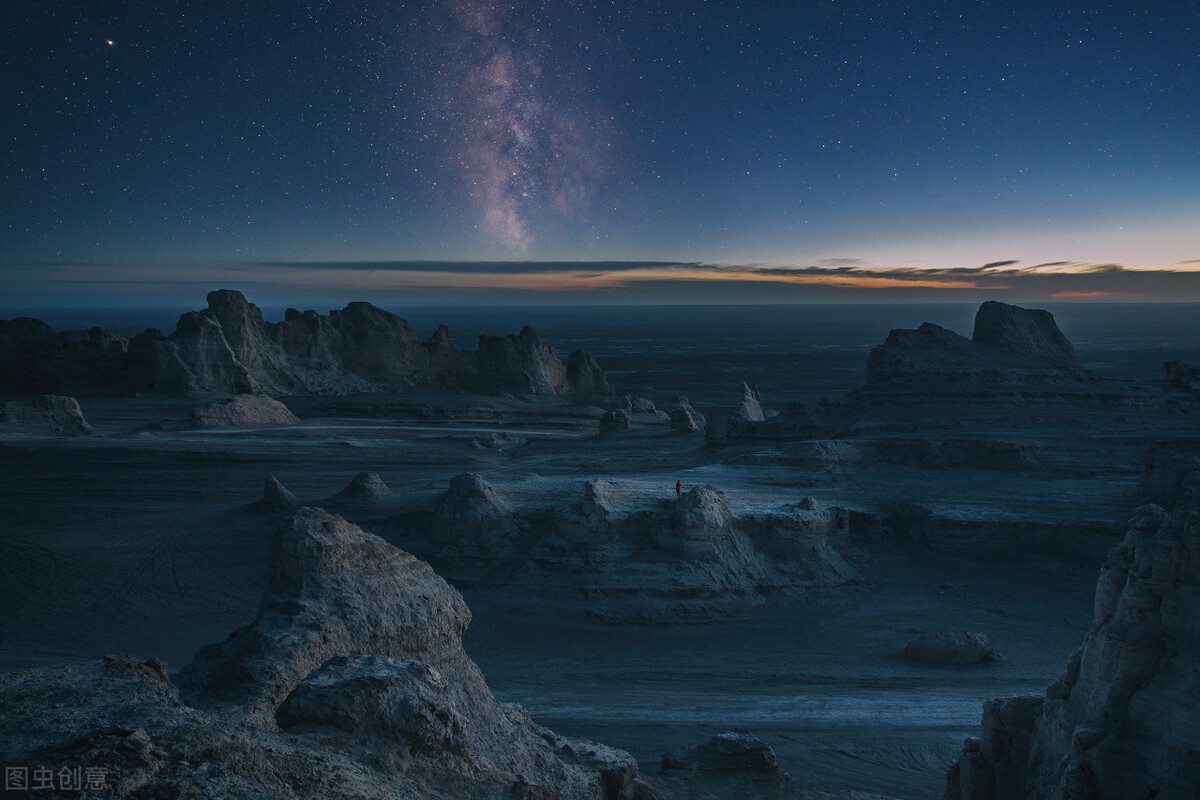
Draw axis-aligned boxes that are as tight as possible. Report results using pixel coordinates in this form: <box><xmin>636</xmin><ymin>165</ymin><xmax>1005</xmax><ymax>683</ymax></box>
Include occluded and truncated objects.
<box><xmin>675</xmin><ymin>480</ymin><xmax>682</xmax><ymax>497</ymax></box>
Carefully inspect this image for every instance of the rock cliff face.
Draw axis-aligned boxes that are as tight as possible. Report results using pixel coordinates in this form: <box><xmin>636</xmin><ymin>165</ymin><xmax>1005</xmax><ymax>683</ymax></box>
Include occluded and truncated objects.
<box><xmin>0</xmin><ymin>290</ymin><xmax>614</xmax><ymax>401</ymax></box>
<box><xmin>0</xmin><ymin>508</ymin><xmax>654</xmax><ymax>799</ymax></box>
<box><xmin>944</xmin><ymin>504</ymin><xmax>1200</xmax><ymax>799</ymax></box>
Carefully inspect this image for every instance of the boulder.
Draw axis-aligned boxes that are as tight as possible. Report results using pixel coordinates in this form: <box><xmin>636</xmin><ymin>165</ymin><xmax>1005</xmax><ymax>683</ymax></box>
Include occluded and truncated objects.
<box><xmin>0</xmin><ymin>395</ymin><xmax>93</xmax><ymax>435</ymax></box>
<box><xmin>190</xmin><ymin>394</ymin><xmax>299</xmax><ymax>428</ymax></box>
<box><xmin>662</xmin><ymin>730</ymin><xmax>780</xmax><ymax>774</ymax></box>
<box><xmin>901</xmin><ymin>632</ymin><xmax>999</xmax><ymax>666</ymax></box>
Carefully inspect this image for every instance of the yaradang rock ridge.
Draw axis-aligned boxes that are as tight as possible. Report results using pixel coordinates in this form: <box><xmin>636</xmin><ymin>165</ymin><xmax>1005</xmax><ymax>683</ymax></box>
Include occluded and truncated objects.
<box><xmin>391</xmin><ymin>476</ymin><xmax>861</xmax><ymax>622</ymax></box>
<box><xmin>0</xmin><ymin>289</ymin><xmax>615</xmax><ymax>402</ymax></box>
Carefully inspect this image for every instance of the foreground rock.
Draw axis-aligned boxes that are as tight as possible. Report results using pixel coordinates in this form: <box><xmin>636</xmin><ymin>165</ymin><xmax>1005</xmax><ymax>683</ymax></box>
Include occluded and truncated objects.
<box><xmin>190</xmin><ymin>393</ymin><xmax>299</xmax><ymax>428</ymax></box>
<box><xmin>944</xmin><ymin>504</ymin><xmax>1200</xmax><ymax>799</ymax></box>
<box><xmin>0</xmin><ymin>508</ymin><xmax>655</xmax><ymax>799</ymax></box>
<box><xmin>0</xmin><ymin>395</ymin><xmax>93</xmax><ymax>435</ymax></box>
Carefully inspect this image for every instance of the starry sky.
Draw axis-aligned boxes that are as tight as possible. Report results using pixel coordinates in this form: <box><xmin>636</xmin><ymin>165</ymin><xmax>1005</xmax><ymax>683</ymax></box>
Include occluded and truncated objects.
<box><xmin>3</xmin><ymin>0</ymin><xmax>1199</xmax><ymax>306</ymax></box>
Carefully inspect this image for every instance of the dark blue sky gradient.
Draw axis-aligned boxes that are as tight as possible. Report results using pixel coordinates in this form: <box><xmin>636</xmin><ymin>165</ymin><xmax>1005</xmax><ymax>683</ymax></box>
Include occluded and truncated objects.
<box><xmin>3</xmin><ymin>1</ymin><xmax>1198</xmax><ymax>304</ymax></box>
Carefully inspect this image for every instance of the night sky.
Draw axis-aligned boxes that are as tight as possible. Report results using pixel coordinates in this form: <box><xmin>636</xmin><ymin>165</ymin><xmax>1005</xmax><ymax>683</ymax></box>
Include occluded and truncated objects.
<box><xmin>3</xmin><ymin>0</ymin><xmax>1199</xmax><ymax>305</ymax></box>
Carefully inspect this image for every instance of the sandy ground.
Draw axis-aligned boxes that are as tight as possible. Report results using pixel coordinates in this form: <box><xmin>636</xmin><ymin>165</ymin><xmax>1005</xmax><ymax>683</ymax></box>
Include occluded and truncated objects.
<box><xmin>0</xmin><ymin>396</ymin><xmax>1110</xmax><ymax>798</ymax></box>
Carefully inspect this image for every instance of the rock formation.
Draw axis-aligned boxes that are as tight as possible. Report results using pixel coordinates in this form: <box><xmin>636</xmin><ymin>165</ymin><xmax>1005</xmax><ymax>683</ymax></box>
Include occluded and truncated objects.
<box><xmin>658</xmin><ymin>731</ymin><xmax>798</xmax><ymax>799</ymax></box>
<box><xmin>865</xmin><ymin>301</ymin><xmax>1087</xmax><ymax>389</ymax></box>
<box><xmin>190</xmin><ymin>394</ymin><xmax>299</xmax><ymax>428</ymax></box>
<box><xmin>944</xmin><ymin>504</ymin><xmax>1200</xmax><ymax>799</ymax></box>
<box><xmin>389</xmin><ymin>478</ymin><xmax>859</xmax><ymax>622</ymax></box>
<box><xmin>1</xmin><ymin>290</ymin><xmax>616</xmax><ymax>401</ymax></box>
<box><xmin>0</xmin><ymin>318</ymin><xmax>149</xmax><ymax>394</ymax></box>
<box><xmin>734</xmin><ymin>382</ymin><xmax>765</xmax><ymax>422</ymax></box>
<box><xmin>669</xmin><ymin>396</ymin><xmax>706</xmax><ymax>432</ymax></box>
<box><xmin>257</xmin><ymin>475</ymin><xmax>300</xmax><ymax>512</ymax></box>
<box><xmin>0</xmin><ymin>395</ymin><xmax>93</xmax><ymax>435</ymax></box>
<box><xmin>0</xmin><ymin>508</ymin><xmax>655</xmax><ymax>799</ymax></box>
<box><xmin>331</xmin><ymin>471</ymin><xmax>396</xmax><ymax>505</ymax></box>
<box><xmin>900</xmin><ymin>632</ymin><xmax>999</xmax><ymax>666</ymax></box>
<box><xmin>566</xmin><ymin>348</ymin><xmax>615</xmax><ymax>403</ymax></box>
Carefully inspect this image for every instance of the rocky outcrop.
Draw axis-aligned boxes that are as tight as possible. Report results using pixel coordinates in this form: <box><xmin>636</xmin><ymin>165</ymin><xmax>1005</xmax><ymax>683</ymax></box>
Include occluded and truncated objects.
<box><xmin>669</xmin><ymin>396</ymin><xmax>706</xmax><ymax>432</ymax></box>
<box><xmin>257</xmin><ymin>475</ymin><xmax>300</xmax><ymax>512</ymax></box>
<box><xmin>154</xmin><ymin>311</ymin><xmax>260</xmax><ymax>395</ymax></box>
<box><xmin>190</xmin><ymin>394</ymin><xmax>299</xmax><ymax>428</ymax></box>
<box><xmin>944</xmin><ymin>505</ymin><xmax>1200</xmax><ymax>799</ymax></box>
<box><xmin>390</xmin><ymin>478</ymin><xmax>859</xmax><ymax>622</ymax></box>
<box><xmin>0</xmin><ymin>319</ymin><xmax>145</xmax><ymax>394</ymax></box>
<box><xmin>332</xmin><ymin>471</ymin><xmax>396</xmax><ymax>505</ymax></box>
<box><xmin>900</xmin><ymin>632</ymin><xmax>1000</xmax><ymax>666</ymax></box>
<box><xmin>1</xmin><ymin>509</ymin><xmax>655</xmax><ymax>799</ymax></box>
<box><xmin>866</xmin><ymin>301</ymin><xmax>1087</xmax><ymax>388</ymax></box>
<box><xmin>0</xmin><ymin>395</ymin><xmax>93</xmax><ymax>435</ymax></box>
<box><xmin>734</xmin><ymin>382</ymin><xmax>765</xmax><ymax>422</ymax></box>
<box><xmin>1</xmin><ymin>290</ymin><xmax>617</xmax><ymax>400</ymax></box>
<box><xmin>566</xmin><ymin>348</ymin><xmax>615</xmax><ymax>403</ymax></box>
<box><xmin>972</xmin><ymin>301</ymin><xmax>1081</xmax><ymax>366</ymax></box>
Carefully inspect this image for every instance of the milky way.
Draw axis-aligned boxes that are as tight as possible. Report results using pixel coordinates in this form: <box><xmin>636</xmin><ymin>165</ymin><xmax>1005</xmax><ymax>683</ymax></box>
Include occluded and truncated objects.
<box><xmin>428</xmin><ymin>0</ymin><xmax>611</xmax><ymax>251</ymax></box>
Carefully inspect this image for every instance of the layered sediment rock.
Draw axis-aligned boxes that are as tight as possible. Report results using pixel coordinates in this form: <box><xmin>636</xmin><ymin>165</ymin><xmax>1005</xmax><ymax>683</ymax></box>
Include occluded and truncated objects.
<box><xmin>0</xmin><ymin>395</ymin><xmax>93</xmax><ymax>435</ymax></box>
<box><xmin>944</xmin><ymin>504</ymin><xmax>1200</xmax><ymax>799</ymax></box>
<box><xmin>1</xmin><ymin>508</ymin><xmax>655</xmax><ymax>798</ymax></box>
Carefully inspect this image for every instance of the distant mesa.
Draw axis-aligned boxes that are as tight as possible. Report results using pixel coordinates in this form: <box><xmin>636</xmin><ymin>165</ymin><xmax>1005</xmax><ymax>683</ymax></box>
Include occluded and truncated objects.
<box><xmin>0</xmin><ymin>289</ymin><xmax>615</xmax><ymax>402</ymax></box>
<box><xmin>600</xmin><ymin>408</ymin><xmax>631</xmax><ymax>431</ymax></box>
<box><xmin>865</xmin><ymin>299</ymin><xmax>1087</xmax><ymax>388</ymax></box>
<box><xmin>190</xmin><ymin>393</ymin><xmax>299</xmax><ymax>429</ymax></box>
<box><xmin>0</xmin><ymin>395</ymin><xmax>93</xmax><ymax>436</ymax></box>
